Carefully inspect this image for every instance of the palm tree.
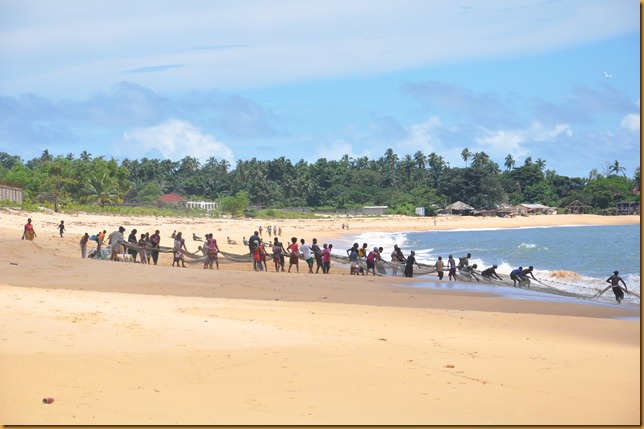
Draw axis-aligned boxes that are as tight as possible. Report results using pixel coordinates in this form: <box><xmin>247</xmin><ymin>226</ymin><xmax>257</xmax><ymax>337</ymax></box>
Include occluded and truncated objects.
<box><xmin>80</xmin><ymin>151</ymin><xmax>92</xmax><ymax>161</ymax></box>
<box><xmin>400</xmin><ymin>154</ymin><xmax>415</xmax><ymax>181</ymax></box>
<box><xmin>461</xmin><ymin>148</ymin><xmax>471</xmax><ymax>167</ymax></box>
<box><xmin>80</xmin><ymin>172</ymin><xmax>121</xmax><ymax>207</ymax></box>
<box><xmin>40</xmin><ymin>149</ymin><xmax>53</xmax><ymax>162</ymax></box>
<box><xmin>535</xmin><ymin>158</ymin><xmax>546</xmax><ymax>171</ymax></box>
<box><xmin>383</xmin><ymin>148</ymin><xmax>398</xmax><ymax>169</ymax></box>
<box><xmin>504</xmin><ymin>154</ymin><xmax>515</xmax><ymax>171</ymax></box>
<box><xmin>609</xmin><ymin>160</ymin><xmax>627</xmax><ymax>177</ymax></box>
<box><xmin>413</xmin><ymin>150</ymin><xmax>426</xmax><ymax>170</ymax></box>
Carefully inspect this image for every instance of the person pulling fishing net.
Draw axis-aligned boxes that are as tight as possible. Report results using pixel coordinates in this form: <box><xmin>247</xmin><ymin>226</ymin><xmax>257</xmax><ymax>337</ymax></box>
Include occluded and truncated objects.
<box><xmin>594</xmin><ymin>271</ymin><xmax>629</xmax><ymax>303</ymax></box>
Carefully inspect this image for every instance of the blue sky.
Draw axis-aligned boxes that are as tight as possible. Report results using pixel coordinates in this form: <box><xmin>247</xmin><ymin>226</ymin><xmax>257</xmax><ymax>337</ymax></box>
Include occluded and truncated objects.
<box><xmin>0</xmin><ymin>0</ymin><xmax>640</xmax><ymax>178</ymax></box>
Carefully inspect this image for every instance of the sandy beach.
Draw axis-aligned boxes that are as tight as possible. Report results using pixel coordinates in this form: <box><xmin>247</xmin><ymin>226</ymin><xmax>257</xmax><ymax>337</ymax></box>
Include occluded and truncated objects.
<box><xmin>0</xmin><ymin>210</ymin><xmax>639</xmax><ymax>425</ymax></box>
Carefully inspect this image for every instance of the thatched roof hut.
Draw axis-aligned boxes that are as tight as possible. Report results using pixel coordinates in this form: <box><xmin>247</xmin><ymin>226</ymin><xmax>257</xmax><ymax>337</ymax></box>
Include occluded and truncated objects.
<box><xmin>445</xmin><ymin>201</ymin><xmax>475</xmax><ymax>215</ymax></box>
<box><xmin>565</xmin><ymin>200</ymin><xmax>592</xmax><ymax>214</ymax></box>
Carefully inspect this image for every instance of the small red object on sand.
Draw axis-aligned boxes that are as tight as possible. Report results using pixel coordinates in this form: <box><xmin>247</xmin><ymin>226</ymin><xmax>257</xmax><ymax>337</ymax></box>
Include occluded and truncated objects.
<box><xmin>42</xmin><ymin>397</ymin><xmax>55</xmax><ymax>404</ymax></box>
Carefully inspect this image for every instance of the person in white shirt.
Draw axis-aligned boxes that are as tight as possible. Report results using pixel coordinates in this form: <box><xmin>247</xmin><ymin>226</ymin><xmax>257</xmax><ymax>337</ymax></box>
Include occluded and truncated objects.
<box><xmin>299</xmin><ymin>238</ymin><xmax>314</xmax><ymax>273</ymax></box>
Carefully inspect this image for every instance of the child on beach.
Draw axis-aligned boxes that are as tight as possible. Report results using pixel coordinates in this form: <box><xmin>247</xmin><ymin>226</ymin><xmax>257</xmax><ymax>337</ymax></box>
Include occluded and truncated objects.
<box><xmin>321</xmin><ymin>243</ymin><xmax>332</xmax><ymax>274</ymax></box>
<box><xmin>137</xmin><ymin>234</ymin><xmax>148</xmax><ymax>264</ymax></box>
<box><xmin>253</xmin><ymin>243</ymin><xmax>264</xmax><ymax>271</ymax></box>
<box><xmin>173</xmin><ymin>232</ymin><xmax>187</xmax><ymax>268</ymax></box>
<box><xmin>206</xmin><ymin>234</ymin><xmax>220</xmax><ymax>270</ymax></box>
<box><xmin>58</xmin><ymin>220</ymin><xmax>66</xmax><ymax>238</ymax></box>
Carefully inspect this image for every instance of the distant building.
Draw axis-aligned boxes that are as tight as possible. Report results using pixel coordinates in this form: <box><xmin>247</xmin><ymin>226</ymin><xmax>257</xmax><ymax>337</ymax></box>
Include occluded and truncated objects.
<box><xmin>155</xmin><ymin>193</ymin><xmax>218</xmax><ymax>211</ymax></box>
<box><xmin>156</xmin><ymin>193</ymin><xmax>187</xmax><ymax>205</ymax></box>
<box><xmin>185</xmin><ymin>201</ymin><xmax>219</xmax><ymax>211</ymax></box>
<box><xmin>0</xmin><ymin>181</ymin><xmax>23</xmax><ymax>204</ymax></box>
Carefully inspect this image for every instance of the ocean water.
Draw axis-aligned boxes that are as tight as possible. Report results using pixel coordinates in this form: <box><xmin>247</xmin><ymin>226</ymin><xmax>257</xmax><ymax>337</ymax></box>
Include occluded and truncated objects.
<box><xmin>335</xmin><ymin>223</ymin><xmax>640</xmax><ymax>307</ymax></box>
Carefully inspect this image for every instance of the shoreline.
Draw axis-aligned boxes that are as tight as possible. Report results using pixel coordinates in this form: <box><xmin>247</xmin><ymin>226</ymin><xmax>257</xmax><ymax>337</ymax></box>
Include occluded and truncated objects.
<box><xmin>0</xmin><ymin>211</ymin><xmax>640</xmax><ymax>424</ymax></box>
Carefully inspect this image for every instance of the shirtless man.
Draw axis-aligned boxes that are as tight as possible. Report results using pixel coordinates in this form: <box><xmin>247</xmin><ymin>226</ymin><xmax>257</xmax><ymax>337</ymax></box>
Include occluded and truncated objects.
<box><xmin>606</xmin><ymin>271</ymin><xmax>628</xmax><ymax>303</ymax></box>
<box><xmin>481</xmin><ymin>265</ymin><xmax>503</xmax><ymax>280</ymax></box>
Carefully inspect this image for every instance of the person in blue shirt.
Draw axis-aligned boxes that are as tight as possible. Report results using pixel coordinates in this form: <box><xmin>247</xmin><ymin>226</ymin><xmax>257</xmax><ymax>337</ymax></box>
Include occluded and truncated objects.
<box><xmin>510</xmin><ymin>266</ymin><xmax>524</xmax><ymax>287</ymax></box>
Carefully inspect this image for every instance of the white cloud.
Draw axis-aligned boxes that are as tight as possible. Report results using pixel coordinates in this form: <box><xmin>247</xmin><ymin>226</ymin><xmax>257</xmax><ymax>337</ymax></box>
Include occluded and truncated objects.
<box><xmin>622</xmin><ymin>99</ymin><xmax>642</xmax><ymax>132</ymax></box>
<box><xmin>1</xmin><ymin>0</ymin><xmax>638</xmax><ymax>97</ymax></box>
<box><xmin>399</xmin><ymin>116</ymin><xmax>444</xmax><ymax>151</ymax></box>
<box><xmin>475</xmin><ymin>121</ymin><xmax>573</xmax><ymax>158</ymax></box>
<box><xmin>119</xmin><ymin>119</ymin><xmax>234</xmax><ymax>164</ymax></box>
<box><xmin>316</xmin><ymin>139</ymin><xmax>371</xmax><ymax>162</ymax></box>
<box><xmin>620</xmin><ymin>113</ymin><xmax>640</xmax><ymax>132</ymax></box>
<box><xmin>476</xmin><ymin>128</ymin><xmax>527</xmax><ymax>157</ymax></box>
<box><xmin>529</xmin><ymin>122</ymin><xmax>573</xmax><ymax>141</ymax></box>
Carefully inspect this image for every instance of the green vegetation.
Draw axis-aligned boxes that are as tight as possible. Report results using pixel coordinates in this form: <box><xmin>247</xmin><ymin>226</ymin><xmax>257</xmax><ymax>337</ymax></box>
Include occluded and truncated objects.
<box><xmin>0</xmin><ymin>150</ymin><xmax>639</xmax><ymax>217</ymax></box>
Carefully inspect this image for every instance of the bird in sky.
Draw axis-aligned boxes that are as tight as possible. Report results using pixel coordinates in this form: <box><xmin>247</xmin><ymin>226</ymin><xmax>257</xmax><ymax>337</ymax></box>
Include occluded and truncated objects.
<box><xmin>603</xmin><ymin>71</ymin><xmax>614</xmax><ymax>78</ymax></box>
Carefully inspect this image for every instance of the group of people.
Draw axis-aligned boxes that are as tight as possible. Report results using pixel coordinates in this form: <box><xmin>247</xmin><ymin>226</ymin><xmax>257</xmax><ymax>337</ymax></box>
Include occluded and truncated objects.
<box><xmin>20</xmin><ymin>218</ymin><xmax>632</xmax><ymax>303</ymax></box>
<box><xmin>256</xmin><ymin>225</ymin><xmax>282</xmax><ymax>239</ymax></box>
<box><xmin>100</xmin><ymin>226</ymin><xmax>162</xmax><ymax>265</ymax></box>
<box><xmin>344</xmin><ymin>242</ymin><xmax>421</xmax><ymax>278</ymax></box>
<box><xmin>246</xmin><ymin>231</ymin><xmax>334</xmax><ymax>274</ymax></box>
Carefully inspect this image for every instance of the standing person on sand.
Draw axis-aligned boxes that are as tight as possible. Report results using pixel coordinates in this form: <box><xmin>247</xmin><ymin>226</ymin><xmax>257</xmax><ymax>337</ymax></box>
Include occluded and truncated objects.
<box><xmin>347</xmin><ymin>243</ymin><xmax>359</xmax><ymax>275</ymax></box>
<box><xmin>149</xmin><ymin>230</ymin><xmax>161</xmax><ymax>265</ymax></box>
<box><xmin>137</xmin><ymin>234</ymin><xmax>148</xmax><ymax>264</ymax></box>
<box><xmin>23</xmin><ymin>218</ymin><xmax>36</xmax><ymax>241</ymax></box>
<box><xmin>272</xmin><ymin>239</ymin><xmax>283</xmax><ymax>272</ymax></box>
<box><xmin>434</xmin><ymin>256</ymin><xmax>444</xmax><ymax>280</ymax></box>
<box><xmin>448</xmin><ymin>255</ymin><xmax>456</xmax><ymax>281</ymax></box>
<box><xmin>79</xmin><ymin>233</ymin><xmax>90</xmax><ymax>258</ymax></box>
<box><xmin>606</xmin><ymin>271</ymin><xmax>628</xmax><ymax>303</ymax></box>
<box><xmin>287</xmin><ymin>237</ymin><xmax>299</xmax><ymax>273</ymax></box>
<box><xmin>312</xmin><ymin>238</ymin><xmax>324</xmax><ymax>274</ymax></box>
<box><xmin>97</xmin><ymin>230</ymin><xmax>106</xmax><ymax>253</ymax></box>
<box><xmin>321</xmin><ymin>243</ymin><xmax>332</xmax><ymax>274</ymax></box>
<box><xmin>365</xmin><ymin>246</ymin><xmax>379</xmax><ymax>276</ymax></box>
<box><xmin>173</xmin><ymin>232</ymin><xmax>187</xmax><ymax>267</ymax></box>
<box><xmin>127</xmin><ymin>229</ymin><xmax>139</xmax><ymax>262</ymax></box>
<box><xmin>206</xmin><ymin>234</ymin><xmax>220</xmax><ymax>270</ymax></box>
<box><xmin>260</xmin><ymin>240</ymin><xmax>268</xmax><ymax>271</ymax></box>
<box><xmin>248</xmin><ymin>231</ymin><xmax>260</xmax><ymax>254</ymax></box>
<box><xmin>273</xmin><ymin>237</ymin><xmax>287</xmax><ymax>272</ymax></box>
<box><xmin>58</xmin><ymin>220</ymin><xmax>66</xmax><ymax>238</ymax></box>
<box><xmin>108</xmin><ymin>227</ymin><xmax>127</xmax><ymax>261</ymax></box>
<box><xmin>404</xmin><ymin>250</ymin><xmax>421</xmax><ymax>278</ymax></box>
<box><xmin>299</xmin><ymin>239</ymin><xmax>314</xmax><ymax>273</ymax></box>
<box><xmin>391</xmin><ymin>245</ymin><xmax>402</xmax><ymax>276</ymax></box>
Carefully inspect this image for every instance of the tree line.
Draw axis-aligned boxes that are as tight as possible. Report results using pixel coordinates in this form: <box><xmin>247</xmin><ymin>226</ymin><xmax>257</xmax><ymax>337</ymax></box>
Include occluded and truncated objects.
<box><xmin>0</xmin><ymin>148</ymin><xmax>639</xmax><ymax>215</ymax></box>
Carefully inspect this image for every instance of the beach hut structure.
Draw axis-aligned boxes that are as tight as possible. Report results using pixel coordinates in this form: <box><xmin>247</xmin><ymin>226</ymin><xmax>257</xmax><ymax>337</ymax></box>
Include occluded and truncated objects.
<box><xmin>564</xmin><ymin>200</ymin><xmax>592</xmax><ymax>214</ymax></box>
<box><xmin>362</xmin><ymin>206</ymin><xmax>388</xmax><ymax>216</ymax></box>
<box><xmin>0</xmin><ymin>181</ymin><xmax>23</xmax><ymax>204</ymax></box>
<box><xmin>615</xmin><ymin>201</ymin><xmax>640</xmax><ymax>215</ymax></box>
<box><xmin>445</xmin><ymin>201</ymin><xmax>475</xmax><ymax>215</ymax></box>
<box><xmin>514</xmin><ymin>203</ymin><xmax>556</xmax><ymax>215</ymax></box>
